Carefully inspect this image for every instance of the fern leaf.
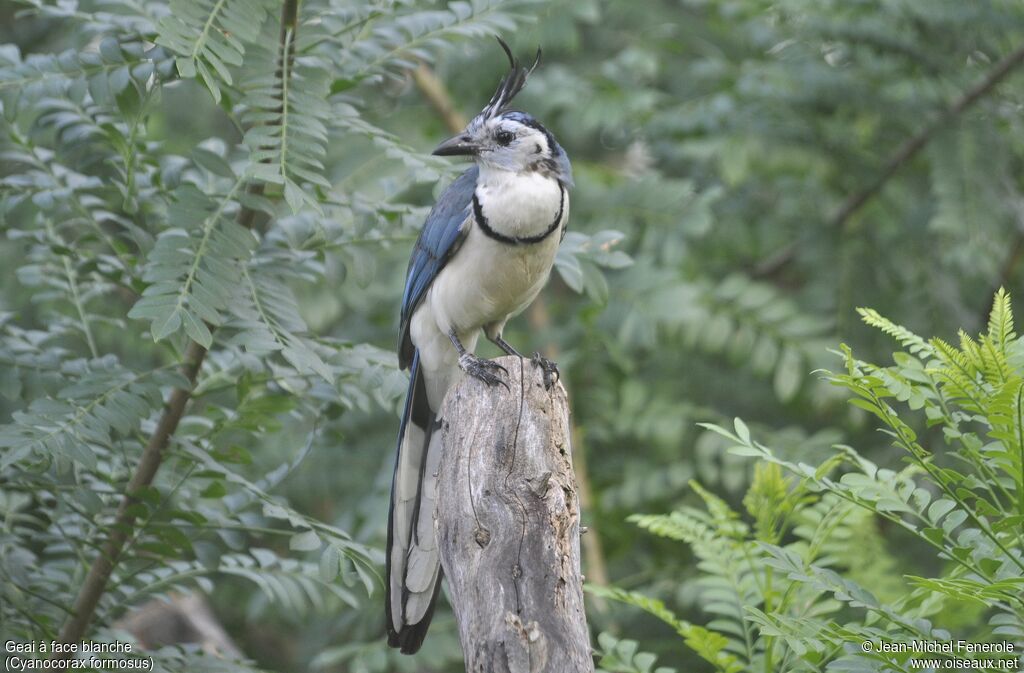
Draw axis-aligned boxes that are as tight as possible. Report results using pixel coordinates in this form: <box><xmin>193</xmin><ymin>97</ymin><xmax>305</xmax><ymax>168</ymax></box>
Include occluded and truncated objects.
<box><xmin>156</xmin><ymin>0</ymin><xmax>273</xmax><ymax>103</ymax></box>
<box><xmin>128</xmin><ymin>180</ymin><xmax>256</xmax><ymax>347</ymax></box>
<box><xmin>744</xmin><ymin>607</ymin><xmax>858</xmax><ymax>659</ymax></box>
<box><xmin>116</xmin><ymin>550</ymin><xmax>360</xmax><ymax>614</ymax></box>
<box><xmin>0</xmin><ymin>41</ymin><xmax>174</xmax><ymax>117</ymax></box>
<box><xmin>987</xmin><ymin>287</ymin><xmax>1016</xmax><ymax>350</ymax></box>
<box><xmin>928</xmin><ymin>337</ymin><xmax>979</xmax><ymax>405</ymax></box>
<box><xmin>979</xmin><ymin>335</ymin><xmax>1012</xmax><ymax>386</ymax></box>
<box><xmin>587</xmin><ymin>585</ymin><xmax>744</xmax><ymax>673</ymax></box>
<box><xmin>344</xmin><ymin>0</ymin><xmax>532</xmax><ymax>82</ymax></box>
<box><xmin>333</xmin><ymin>103</ymin><xmax>448</xmax><ymax>184</ymax></box>
<box><xmin>629</xmin><ymin>510</ymin><xmax>716</xmax><ymax>545</ymax></box>
<box><xmin>689</xmin><ymin>480</ymin><xmax>743</xmax><ymax>530</ymax></box>
<box><xmin>243</xmin><ymin>32</ymin><xmax>332</xmax><ymax>212</ymax></box>
<box><xmin>957</xmin><ymin>329</ymin><xmax>983</xmax><ymax>369</ymax></box>
<box><xmin>229</xmin><ymin>265</ymin><xmax>334</xmax><ymax>382</ymax></box>
<box><xmin>857</xmin><ymin>307</ymin><xmax>934</xmax><ymax>357</ymax></box>
<box><xmin>0</xmin><ymin>358</ymin><xmax>173</xmax><ymax>469</ymax></box>
<box><xmin>594</xmin><ymin>632</ymin><xmax>676</xmax><ymax>673</ymax></box>
<box><xmin>760</xmin><ymin>544</ymin><xmax>946</xmax><ymax>640</ymax></box>
<box><xmin>906</xmin><ymin>575</ymin><xmax>1024</xmax><ymax>606</ymax></box>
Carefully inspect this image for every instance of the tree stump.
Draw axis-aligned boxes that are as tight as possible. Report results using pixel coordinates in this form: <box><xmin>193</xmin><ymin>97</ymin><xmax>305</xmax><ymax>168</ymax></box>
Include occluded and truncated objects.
<box><xmin>437</xmin><ymin>355</ymin><xmax>593</xmax><ymax>673</ymax></box>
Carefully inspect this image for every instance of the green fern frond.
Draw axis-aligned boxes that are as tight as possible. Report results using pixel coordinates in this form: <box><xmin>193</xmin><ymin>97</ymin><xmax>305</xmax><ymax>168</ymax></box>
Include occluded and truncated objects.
<box><xmin>0</xmin><ymin>358</ymin><xmax>176</xmax><ymax>469</ymax></box>
<box><xmin>744</xmin><ymin>462</ymin><xmax>802</xmax><ymax>544</ymax></box>
<box><xmin>930</xmin><ymin>336</ymin><xmax>971</xmax><ymax>375</ymax></box>
<box><xmin>857</xmin><ymin>307</ymin><xmax>934</xmax><ymax>357</ymax></box>
<box><xmin>116</xmin><ymin>549</ymin><xmax>360</xmax><ymax>614</ymax></box>
<box><xmin>929</xmin><ymin>335</ymin><xmax>984</xmax><ymax>411</ymax></box>
<box><xmin>987</xmin><ymin>287</ymin><xmax>1016</xmax><ymax>349</ymax></box>
<box><xmin>689</xmin><ymin>480</ymin><xmax>748</xmax><ymax>539</ymax></box>
<box><xmin>344</xmin><ymin>0</ymin><xmax>533</xmax><ymax>82</ymax></box>
<box><xmin>906</xmin><ymin>575</ymin><xmax>1024</xmax><ymax>606</ymax></box>
<box><xmin>243</xmin><ymin>33</ymin><xmax>332</xmax><ymax>212</ymax></box>
<box><xmin>761</xmin><ymin>544</ymin><xmax>947</xmax><ymax>640</ymax></box>
<box><xmin>229</xmin><ymin>265</ymin><xmax>334</xmax><ymax>382</ymax></box>
<box><xmin>594</xmin><ymin>632</ymin><xmax>676</xmax><ymax>673</ymax></box>
<box><xmin>629</xmin><ymin>510</ymin><xmax>716</xmax><ymax>546</ymax></box>
<box><xmin>333</xmin><ymin>103</ymin><xmax>448</xmax><ymax>184</ymax></box>
<box><xmin>794</xmin><ymin>496</ymin><xmax>851</xmax><ymax>567</ymax></box>
<box><xmin>744</xmin><ymin>607</ymin><xmax>858</xmax><ymax>660</ymax></box>
<box><xmin>0</xmin><ymin>40</ymin><xmax>174</xmax><ymax>119</ymax></box>
<box><xmin>631</xmin><ymin>486</ymin><xmax>764</xmax><ymax>667</ymax></box>
<box><xmin>979</xmin><ymin>335</ymin><xmax>1013</xmax><ymax>386</ymax></box>
<box><xmin>156</xmin><ymin>0</ymin><xmax>273</xmax><ymax>103</ymax></box>
<box><xmin>128</xmin><ymin>180</ymin><xmax>256</xmax><ymax>347</ymax></box>
<box><xmin>586</xmin><ymin>585</ymin><xmax>744</xmax><ymax>673</ymax></box>
<box><xmin>958</xmin><ymin>329</ymin><xmax>983</xmax><ymax>370</ymax></box>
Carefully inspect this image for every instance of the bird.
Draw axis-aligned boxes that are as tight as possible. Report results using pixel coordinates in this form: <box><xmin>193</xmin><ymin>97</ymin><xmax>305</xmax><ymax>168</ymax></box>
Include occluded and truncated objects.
<box><xmin>385</xmin><ymin>37</ymin><xmax>573</xmax><ymax>654</ymax></box>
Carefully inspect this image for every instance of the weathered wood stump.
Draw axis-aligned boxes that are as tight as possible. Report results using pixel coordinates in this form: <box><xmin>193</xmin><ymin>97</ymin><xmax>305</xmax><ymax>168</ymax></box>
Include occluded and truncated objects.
<box><xmin>437</xmin><ymin>355</ymin><xmax>593</xmax><ymax>673</ymax></box>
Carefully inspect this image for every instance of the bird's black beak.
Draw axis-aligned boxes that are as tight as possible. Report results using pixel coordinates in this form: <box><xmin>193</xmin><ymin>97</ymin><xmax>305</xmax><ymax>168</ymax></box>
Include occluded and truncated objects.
<box><xmin>432</xmin><ymin>134</ymin><xmax>478</xmax><ymax>157</ymax></box>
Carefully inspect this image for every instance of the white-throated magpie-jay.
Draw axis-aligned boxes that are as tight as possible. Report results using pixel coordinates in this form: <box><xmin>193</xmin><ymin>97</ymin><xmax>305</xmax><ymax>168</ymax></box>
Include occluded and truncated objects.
<box><xmin>386</xmin><ymin>38</ymin><xmax>573</xmax><ymax>653</ymax></box>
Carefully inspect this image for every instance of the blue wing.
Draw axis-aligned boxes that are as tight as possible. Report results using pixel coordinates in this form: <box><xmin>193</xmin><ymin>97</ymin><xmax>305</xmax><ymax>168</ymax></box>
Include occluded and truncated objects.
<box><xmin>398</xmin><ymin>166</ymin><xmax>478</xmax><ymax>369</ymax></box>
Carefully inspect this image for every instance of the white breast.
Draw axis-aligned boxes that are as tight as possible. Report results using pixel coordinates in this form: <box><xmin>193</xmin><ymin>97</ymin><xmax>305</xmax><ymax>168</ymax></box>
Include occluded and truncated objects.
<box><xmin>415</xmin><ymin>170</ymin><xmax>568</xmax><ymax>347</ymax></box>
<box><xmin>475</xmin><ymin>169</ymin><xmax>564</xmax><ymax>239</ymax></box>
<box><xmin>409</xmin><ymin>169</ymin><xmax>568</xmax><ymax>410</ymax></box>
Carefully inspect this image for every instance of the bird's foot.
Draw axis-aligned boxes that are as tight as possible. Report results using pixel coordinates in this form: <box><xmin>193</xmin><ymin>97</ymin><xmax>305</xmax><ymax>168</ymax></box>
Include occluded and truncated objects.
<box><xmin>459</xmin><ymin>353</ymin><xmax>509</xmax><ymax>390</ymax></box>
<box><xmin>532</xmin><ymin>352</ymin><xmax>560</xmax><ymax>390</ymax></box>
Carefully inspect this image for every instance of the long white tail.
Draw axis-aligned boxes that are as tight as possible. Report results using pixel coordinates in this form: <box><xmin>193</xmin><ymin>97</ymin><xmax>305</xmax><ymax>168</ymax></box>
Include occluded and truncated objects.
<box><xmin>386</xmin><ymin>350</ymin><xmax>444</xmax><ymax>653</ymax></box>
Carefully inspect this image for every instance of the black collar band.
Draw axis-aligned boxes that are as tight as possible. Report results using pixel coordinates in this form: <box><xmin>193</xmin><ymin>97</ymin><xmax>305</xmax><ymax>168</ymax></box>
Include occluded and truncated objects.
<box><xmin>473</xmin><ymin>185</ymin><xmax>565</xmax><ymax>246</ymax></box>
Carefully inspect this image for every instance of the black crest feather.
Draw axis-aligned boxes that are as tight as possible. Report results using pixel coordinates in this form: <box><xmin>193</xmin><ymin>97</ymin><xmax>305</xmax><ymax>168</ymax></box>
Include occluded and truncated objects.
<box><xmin>477</xmin><ymin>36</ymin><xmax>541</xmax><ymax>121</ymax></box>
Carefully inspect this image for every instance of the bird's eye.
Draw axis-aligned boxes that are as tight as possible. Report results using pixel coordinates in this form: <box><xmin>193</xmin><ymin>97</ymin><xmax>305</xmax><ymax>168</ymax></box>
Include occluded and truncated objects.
<box><xmin>495</xmin><ymin>130</ymin><xmax>514</xmax><ymax>146</ymax></box>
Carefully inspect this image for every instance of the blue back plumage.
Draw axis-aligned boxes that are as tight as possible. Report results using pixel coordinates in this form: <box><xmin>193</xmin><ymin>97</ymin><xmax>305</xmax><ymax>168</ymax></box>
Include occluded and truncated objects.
<box><xmin>398</xmin><ymin>166</ymin><xmax>478</xmax><ymax>368</ymax></box>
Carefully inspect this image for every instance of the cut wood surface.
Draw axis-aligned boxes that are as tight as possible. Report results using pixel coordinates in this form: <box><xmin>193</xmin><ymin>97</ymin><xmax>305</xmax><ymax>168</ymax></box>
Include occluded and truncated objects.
<box><xmin>437</xmin><ymin>355</ymin><xmax>593</xmax><ymax>673</ymax></box>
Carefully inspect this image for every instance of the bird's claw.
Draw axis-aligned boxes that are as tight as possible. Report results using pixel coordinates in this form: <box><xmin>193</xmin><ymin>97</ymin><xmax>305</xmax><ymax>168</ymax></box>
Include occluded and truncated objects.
<box><xmin>459</xmin><ymin>353</ymin><xmax>509</xmax><ymax>390</ymax></box>
<box><xmin>532</xmin><ymin>352</ymin><xmax>560</xmax><ymax>390</ymax></box>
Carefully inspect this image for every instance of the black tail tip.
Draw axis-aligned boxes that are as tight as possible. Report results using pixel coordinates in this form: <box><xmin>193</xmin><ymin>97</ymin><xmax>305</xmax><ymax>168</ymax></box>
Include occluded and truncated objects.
<box><xmin>387</xmin><ymin>624</ymin><xmax>429</xmax><ymax>654</ymax></box>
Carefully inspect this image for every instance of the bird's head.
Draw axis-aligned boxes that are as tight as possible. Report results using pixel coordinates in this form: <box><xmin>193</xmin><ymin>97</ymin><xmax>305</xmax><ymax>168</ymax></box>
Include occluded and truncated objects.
<box><xmin>432</xmin><ymin>38</ymin><xmax>572</xmax><ymax>185</ymax></box>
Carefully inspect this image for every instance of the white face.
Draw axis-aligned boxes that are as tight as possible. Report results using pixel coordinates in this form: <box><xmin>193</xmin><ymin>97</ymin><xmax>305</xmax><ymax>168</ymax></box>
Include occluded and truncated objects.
<box><xmin>469</xmin><ymin>115</ymin><xmax>555</xmax><ymax>173</ymax></box>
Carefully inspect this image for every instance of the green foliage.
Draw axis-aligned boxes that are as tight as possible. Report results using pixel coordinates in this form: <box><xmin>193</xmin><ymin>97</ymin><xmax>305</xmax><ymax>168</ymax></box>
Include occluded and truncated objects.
<box><xmin>594</xmin><ymin>631</ymin><xmax>676</xmax><ymax>673</ymax></box>
<box><xmin>603</xmin><ymin>292</ymin><xmax>1024</xmax><ymax>671</ymax></box>
<box><xmin>6</xmin><ymin>0</ymin><xmax>1024</xmax><ymax>670</ymax></box>
<box><xmin>243</xmin><ymin>36</ymin><xmax>332</xmax><ymax>212</ymax></box>
<box><xmin>128</xmin><ymin>177</ymin><xmax>256</xmax><ymax>347</ymax></box>
<box><xmin>157</xmin><ymin>0</ymin><xmax>273</xmax><ymax>103</ymax></box>
<box><xmin>0</xmin><ymin>356</ymin><xmax>178</xmax><ymax>468</ymax></box>
<box><xmin>0</xmin><ymin>0</ymin><xmax>565</xmax><ymax>670</ymax></box>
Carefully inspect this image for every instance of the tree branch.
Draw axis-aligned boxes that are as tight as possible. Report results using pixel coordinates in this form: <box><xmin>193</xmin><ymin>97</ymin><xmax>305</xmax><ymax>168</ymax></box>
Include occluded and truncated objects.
<box><xmin>831</xmin><ymin>42</ymin><xmax>1024</xmax><ymax>230</ymax></box>
<box><xmin>53</xmin><ymin>0</ymin><xmax>300</xmax><ymax>663</ymax></box>
<box><xmin>56</xmin><ymin>340</ymin><xmax>207</xmax><ymax>655</ymax></box>
<box><xmin>413</xmin><ymin>63</ymin><xmax>467</xmax><ymax>131</ymax></box>
<box><xmin>753</xmin><ymin>42</ymin><xmax>1024</xmax><ymax>279</ymax></box>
